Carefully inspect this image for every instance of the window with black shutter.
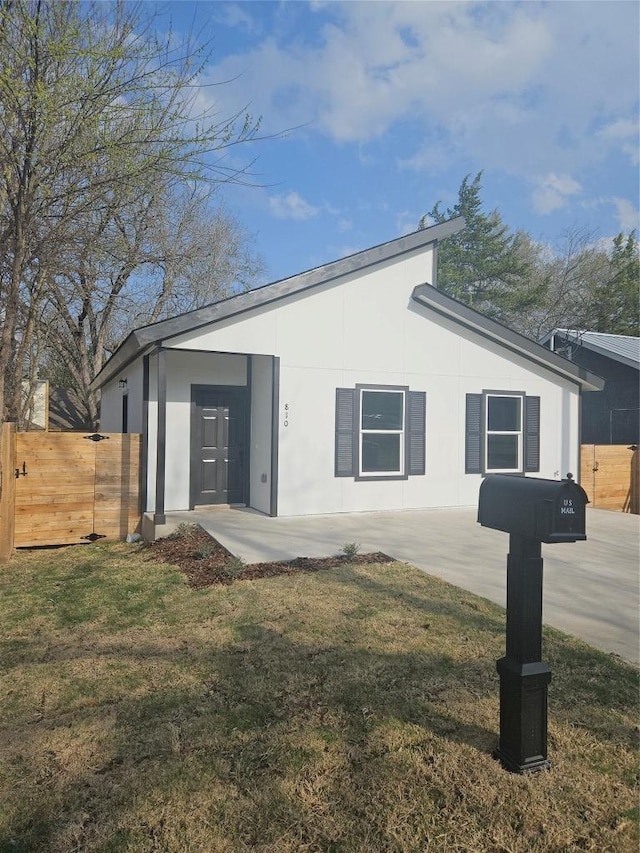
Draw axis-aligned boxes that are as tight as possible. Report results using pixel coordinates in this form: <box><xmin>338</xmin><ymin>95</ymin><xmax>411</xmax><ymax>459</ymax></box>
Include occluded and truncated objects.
<box><xmin>465</xmin><ymin>391</ymin><xmax>540</xmax><ymax>475</ymax></box>
<box><xmin>524</xmin><ymin>395</ymin><xmax>541</xmax><ymax>472</ymax></box>
<box><xmin>335</xmin><ymin>388</ymin><xmax>356</xmax><ymax>477</ymax></box>
<box><xmin>465</xmin><ymin>394</ymin><xmax>482</xmax><ymax>474</ymax></box>
<box><xmin>335</xmin><ymin>385</ymin><xmax>426</xmax><ymax>480</ymax></box>
<box><xmin>407</xmin><ymin>390</ymin><xmax>426</xmax><ymax>476</ymax></box>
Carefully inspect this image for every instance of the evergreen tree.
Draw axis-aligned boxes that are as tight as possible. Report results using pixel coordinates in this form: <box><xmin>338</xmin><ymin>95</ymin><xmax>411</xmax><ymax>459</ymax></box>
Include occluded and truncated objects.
<box><xmin>595</xmin><ymin>232</ymin><xmax>639</xmax><ymax>336</ymax></box>
<box><xmin>420</xmin><ymin>174</ymin><xmax>638</xmax><ymax>339</ymax></box>
<box><xmin>420</xmin><ymin>173</ymin><xmax>531</xmax><ymax>321</ymax></box>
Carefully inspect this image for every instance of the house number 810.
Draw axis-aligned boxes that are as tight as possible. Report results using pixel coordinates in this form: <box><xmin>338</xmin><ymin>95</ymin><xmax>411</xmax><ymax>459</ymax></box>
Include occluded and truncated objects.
<box><xmin>284</xmin><ymin>403</ymin><xmax>289</xmax><ymax>427</ymax></box>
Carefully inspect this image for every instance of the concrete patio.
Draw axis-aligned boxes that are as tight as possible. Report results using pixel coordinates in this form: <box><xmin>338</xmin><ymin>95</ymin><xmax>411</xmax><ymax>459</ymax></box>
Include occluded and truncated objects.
<box><xmin>156</xmin><ymin>506</ymin><xmax>639</xmax><ymax>666</ymax></box>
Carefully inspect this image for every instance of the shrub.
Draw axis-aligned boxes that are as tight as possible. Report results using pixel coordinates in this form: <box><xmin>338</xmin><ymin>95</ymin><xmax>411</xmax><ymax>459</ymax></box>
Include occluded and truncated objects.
<box><xmin>340</xmin><ymin>542</ymin><xmax>360</xmax><ymax>560</ymax></box>
<box><xmin>174</xmin><ymin>522</ymin><xmax>200</xmax><ymax>540</ymax></box>
<box><xmin>190</xmin><ymin>545</ymin><xmax>216</xmax><ymax>560</ymax></box>
<box><xmin>223</xmin><ymin>556</ymin><xmax>246</xmax><ymax>578</ymax></box>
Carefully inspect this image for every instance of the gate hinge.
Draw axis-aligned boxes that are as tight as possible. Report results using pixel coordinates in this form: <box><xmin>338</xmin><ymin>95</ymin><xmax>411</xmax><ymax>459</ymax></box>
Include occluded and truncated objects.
<box><xmin>84</xmin><ymin>433</ymin><xmax>109</xmax><ymax>442</ymax></box>
<box><xmin>81</xmin><ymin>532</ymin><xmax>106</xmax><ymax>542</ymax></box>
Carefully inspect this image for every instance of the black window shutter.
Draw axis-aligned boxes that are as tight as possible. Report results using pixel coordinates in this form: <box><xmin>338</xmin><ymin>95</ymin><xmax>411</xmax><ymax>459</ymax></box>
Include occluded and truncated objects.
<box><xmin>407</xmin><ymin>391</ymin><xmax>426</xmax><ymax>475</ymax></box>
<box><xmin>465</xmin><ymin>393</ymin><xmax>483</xmax><ymax>474</ymax></box>
<box><xmin>335</xmin><ymin>388</ymin><xmax>356</xmax><ymax>477</ymax></box>
<box><xmin>524</xmin><ymin>395</ymin><xmax>540</xmax><ymax>472</ymax></box>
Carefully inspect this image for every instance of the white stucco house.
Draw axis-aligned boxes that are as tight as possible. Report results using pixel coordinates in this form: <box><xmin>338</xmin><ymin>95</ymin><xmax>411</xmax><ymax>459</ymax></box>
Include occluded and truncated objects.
<box><xmin>91</xmin><ymin>217</ymin><xmax>603</xmax><ymax>534</ymax></box>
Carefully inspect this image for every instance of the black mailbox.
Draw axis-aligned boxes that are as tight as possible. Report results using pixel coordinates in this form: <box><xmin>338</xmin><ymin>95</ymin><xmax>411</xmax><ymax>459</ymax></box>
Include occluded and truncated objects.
<box><xmin>478</xmin><ymin>472</ymin><xmax>590</xmax><ymax>773</ymax></box>
<box><xmin>478</xmin><ymin>473</ymin><xmax>588</xmax><ymax>544</ymax></box>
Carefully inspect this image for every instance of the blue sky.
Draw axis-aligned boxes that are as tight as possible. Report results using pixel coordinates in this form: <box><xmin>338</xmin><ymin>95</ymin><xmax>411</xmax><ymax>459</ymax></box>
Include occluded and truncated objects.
<box><xmin>162</xmin><ymin>1</ymin><xmax>639</xmax><ymax>285</ymax></box>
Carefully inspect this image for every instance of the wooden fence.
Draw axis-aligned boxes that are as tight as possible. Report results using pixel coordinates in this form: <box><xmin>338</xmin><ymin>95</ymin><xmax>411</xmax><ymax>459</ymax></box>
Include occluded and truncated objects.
<box><xmin>0</xmin><ymin>423</ymin><xmax>141</xmax><ymax>561</ymax></box>
<box><xmin>580</xmin><ymin>444</ymin><xmax>639</xmax><ymax>514</ymax></box>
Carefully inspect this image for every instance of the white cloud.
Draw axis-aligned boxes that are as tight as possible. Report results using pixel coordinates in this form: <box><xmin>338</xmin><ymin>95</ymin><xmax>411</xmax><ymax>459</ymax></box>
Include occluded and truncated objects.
<box><xmin>323</xmin><ymin>201</ymin><xmax>341</xmax><ymax>217</ymax></box>
<box><xmin>596</xmin><ymin>118</ymin><xmax>640</xmax><ymax>166</ymax></box>
<box><xmin>212</xmin><ymin>3</ymin><xmax>259</xmax><ymax>35</ymax></box>
<box><xmin>397</xmin><ymin>142</ymin><xmax>453</xmax><ymax>173</ymax></box>
<box><xmin>532</xmin><ymin>173</ymin><xmax>583</xmax><ymax>214</ymax></box>
<box><xmin>268</xmin><ymin>190</ymin><xmax>319</xmax><ymax>221</ymax></box>
<box><xmin>597</xmin><ymin>118</ymin><xmax>638</xmax><ymax>142</ymax></box>
<box><xmin>611</xmin><ymin>197</ymin><xmax>640</xmax><ymax>232</ymax></box>
<box><xmin>200</xmin><ymin>3</ymin><xmax>553</xmax><ymax>142</ymax></box>
<box><xmin>200</xmin><ymin>1</ymin><xmax>638</xmax><ymax>186</ymax></box>
<box><xmin>395</xmin><ymin>210</ymin><xmax>420</xmax><ymax>235</ymax></box>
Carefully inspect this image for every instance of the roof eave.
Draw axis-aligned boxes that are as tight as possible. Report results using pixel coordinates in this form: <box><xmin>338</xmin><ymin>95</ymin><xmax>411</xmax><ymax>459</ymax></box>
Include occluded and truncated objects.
<box><xmin>92</xmin><ymin>216</ymin><xmax>465</xmax><ymax>390</ymax></box>
<box><xmin>89</xmin><ymin>332</ymin><xmax>154</xmax><ymax>392</ymax></box>
<box><xmin>412</xmin><ymin>285</ymin><xmax>605</xmax><ymax>392</ymax></box>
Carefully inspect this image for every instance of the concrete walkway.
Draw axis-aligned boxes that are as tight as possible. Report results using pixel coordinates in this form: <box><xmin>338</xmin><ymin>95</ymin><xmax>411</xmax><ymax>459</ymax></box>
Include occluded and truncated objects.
<box><xmin>158</xmin><ymin>506</ymin><xmax>639</xmax><ymax>666</ymax></box>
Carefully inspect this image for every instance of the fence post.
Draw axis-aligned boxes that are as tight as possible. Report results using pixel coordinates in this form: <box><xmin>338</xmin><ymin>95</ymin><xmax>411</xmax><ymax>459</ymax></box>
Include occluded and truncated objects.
<box><xmin>0</xmin><ymin>421</ymin><xmax>16</xmax><ymax>562</ymax></box>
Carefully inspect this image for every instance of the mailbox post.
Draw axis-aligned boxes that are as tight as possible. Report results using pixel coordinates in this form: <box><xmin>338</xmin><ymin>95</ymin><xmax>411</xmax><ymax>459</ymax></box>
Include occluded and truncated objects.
<box><xmin>478</xmin><ymin>473</ymin><xmax>588</xmax><ymax>774</ymax></box>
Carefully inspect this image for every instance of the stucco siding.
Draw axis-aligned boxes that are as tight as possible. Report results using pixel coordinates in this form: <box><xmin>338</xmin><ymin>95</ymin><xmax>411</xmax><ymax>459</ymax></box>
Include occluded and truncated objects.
<box><xmin>272</xmin><ymin>364</ymin><xmax>579</xmax><ymax>517</ymax></box>
<box><xmin>99</xmin><ymin>358</ymin><xmax>144</xmax><ymax>433</ymax></box>
<box><xmin>166</xmin><ymin>250</ymin><xmax>434</xmax><ymax>366</ymax></box>
<box><xmin>109</xmin><ymin>238</ymin><xmax>583</xmax><ymax>517</ymax></box>
<box><xmin>155</xmin><ymin>246</ymin><xmax>581</xmax><ymax>515</ymax></box>
<box><xmin>99</xmin><ymin>382</ymin><xmax>121</xmax><ymax>432</ymax></box>
<box><xmin>250</xmin><ymin>355</ymin><xmax>274</xmax><ymax>514</ymax></box>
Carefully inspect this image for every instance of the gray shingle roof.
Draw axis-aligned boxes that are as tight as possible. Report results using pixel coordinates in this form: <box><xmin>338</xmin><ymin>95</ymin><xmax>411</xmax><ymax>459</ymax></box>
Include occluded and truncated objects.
<box><xmin>91</xmin><ymin>219</ymin><xmax>604</xmax><ymax>393</ymax></box>
<box><xmin>91</xmin><ymin>217</ymin><xmax>464</xmax><ymax>390</ymax></box>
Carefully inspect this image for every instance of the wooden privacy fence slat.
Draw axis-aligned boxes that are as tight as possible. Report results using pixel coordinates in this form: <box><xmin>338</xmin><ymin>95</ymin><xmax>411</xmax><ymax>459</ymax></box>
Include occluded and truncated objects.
<box><xmin>1</xmin><ymin>427</ymin><xmax>141</xmax><ymax>558</ymax></box>
<box><xmin>0</xmin><ymin>423</ymin><xmax>17</xmax><ymax>562</ymax></box>
<box><xmin>580</xmin><ymin>444</ymin><xmax>639</xmax><ymax>514</ymax></box>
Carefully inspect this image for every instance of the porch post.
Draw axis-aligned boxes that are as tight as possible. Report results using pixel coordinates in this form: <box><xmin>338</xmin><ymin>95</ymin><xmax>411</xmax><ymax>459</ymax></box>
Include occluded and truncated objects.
<box><xmin>270</xmin><ymin>355</ymin><xmax>280</xmax><ymax>517</ymax></box>
<box><xmin>154</xmin><ymin>347</ymin><xmax>167</xmax><ymax>525</ymax></box>
<box><xmin>140</xmin><ymin>354</ymin><xmax>149</xmax><ymax>514</ymax></box>
<box><xmin>245</xmin><ymin>355</ymin><xmax>252</xmax><ymax>508</ymax></box>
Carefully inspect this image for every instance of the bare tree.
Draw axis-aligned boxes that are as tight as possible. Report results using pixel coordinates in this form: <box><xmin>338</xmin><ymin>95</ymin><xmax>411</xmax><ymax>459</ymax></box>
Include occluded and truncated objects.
<box><xmin>41</xmin><ymin>186</ymin><xmax>263</xmax><ymax>426</ymax></box>
<box><xmin>505</xmin><ymin>228</ymin><xmax>639</xmax><ymax>340</ymax></box>
<box><xmin>0</xmin><ymin>0</ymin><xmax>264</xmax><ymax>425</ymax></box>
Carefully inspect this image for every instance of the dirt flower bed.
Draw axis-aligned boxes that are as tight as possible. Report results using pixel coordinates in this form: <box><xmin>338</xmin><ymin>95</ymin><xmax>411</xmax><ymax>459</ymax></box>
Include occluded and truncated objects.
<box><xmin>145</xmin><ymin>523</ymin><xmax>393</xmax><ymax>588</ymax></box>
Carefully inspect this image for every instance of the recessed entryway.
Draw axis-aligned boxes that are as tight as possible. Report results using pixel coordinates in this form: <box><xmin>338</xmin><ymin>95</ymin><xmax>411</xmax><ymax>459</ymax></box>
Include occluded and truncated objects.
<box><xmin>190</xmin><ymin>385</ymin><xmax>248</xmax><ymax>507</ymax></box>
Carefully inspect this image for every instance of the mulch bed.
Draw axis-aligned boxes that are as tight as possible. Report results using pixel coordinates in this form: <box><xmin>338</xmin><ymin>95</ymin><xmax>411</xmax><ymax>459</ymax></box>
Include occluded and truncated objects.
<box><xmin>144</xmin><ymin>524</ymin><xmax>393</xmax><ymax>589</ymax></box>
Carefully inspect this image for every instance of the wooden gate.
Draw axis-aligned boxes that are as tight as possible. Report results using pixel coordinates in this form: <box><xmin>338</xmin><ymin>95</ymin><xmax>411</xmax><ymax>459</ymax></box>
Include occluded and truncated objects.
<box><xmin>1</xmin><ymin>424</ymin><xmax>141</xmax><ymax>557</ymax></box>
<box><xmin>580</xmin><ymin>444</ymin><xmax>639</xmax><ymax>514</ymax></box>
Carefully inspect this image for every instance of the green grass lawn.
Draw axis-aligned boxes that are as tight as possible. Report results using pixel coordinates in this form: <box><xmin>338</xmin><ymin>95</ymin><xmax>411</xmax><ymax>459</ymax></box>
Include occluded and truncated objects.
<box><xmin>0</xmin><ymin>540</ymin><xmax>637</xmax><ymax>852</ymax></box>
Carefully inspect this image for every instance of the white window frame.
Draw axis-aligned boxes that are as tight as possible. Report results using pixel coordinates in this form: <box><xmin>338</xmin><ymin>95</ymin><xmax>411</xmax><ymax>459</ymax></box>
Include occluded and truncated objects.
<box><xmin>484</xmin><ymin>393</ymin><xmax>523</xmax><ymax>474</ymax></box>
<box><xmin>359</xmin><ymin>388</ymin><xmax>405</xmax><ymax>478</ymax></box>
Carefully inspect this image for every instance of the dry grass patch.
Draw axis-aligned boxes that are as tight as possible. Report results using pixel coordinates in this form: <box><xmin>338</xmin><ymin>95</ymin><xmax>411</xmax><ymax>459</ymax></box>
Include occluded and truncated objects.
<box><xmin>0</xmin><ymin>540</ymin><xmax>637</xmax><ymax>852</ymax></box>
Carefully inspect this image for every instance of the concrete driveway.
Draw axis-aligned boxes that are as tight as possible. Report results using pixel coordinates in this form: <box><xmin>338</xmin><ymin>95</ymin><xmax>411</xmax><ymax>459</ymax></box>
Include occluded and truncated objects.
<box><xmin>160</xmin><ymin>506</ymin><xmax>639</xmax><ymax>666</ymax></box>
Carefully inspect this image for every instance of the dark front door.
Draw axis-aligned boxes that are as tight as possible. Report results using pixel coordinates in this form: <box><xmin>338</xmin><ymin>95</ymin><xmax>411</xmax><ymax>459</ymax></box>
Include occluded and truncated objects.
<box><xmin>191</xmin><ymin>387</ymin><xmax>248</xmax><ymax>507</ymax></box>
